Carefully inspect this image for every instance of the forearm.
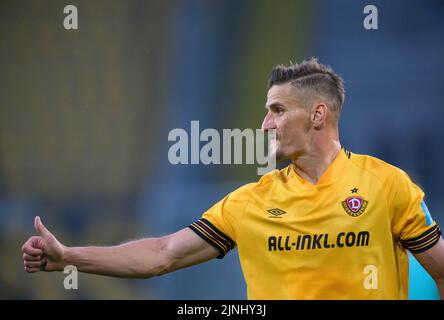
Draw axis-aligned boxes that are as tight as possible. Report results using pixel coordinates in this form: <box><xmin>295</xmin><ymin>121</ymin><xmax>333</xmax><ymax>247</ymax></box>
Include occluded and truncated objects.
<box><xmin>437</xmin><ymin>279</ymin><xmax>444</xmax><ymax>300</ymax></box>
<box><xmin>62</xmin><ymin>237</ymin><xmax>171</xmax><ymax>279</ymax></box>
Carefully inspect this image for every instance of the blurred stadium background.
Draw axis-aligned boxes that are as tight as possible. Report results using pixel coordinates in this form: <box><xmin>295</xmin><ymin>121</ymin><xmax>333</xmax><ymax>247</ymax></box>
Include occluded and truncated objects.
<box><xmin>0</xmin><ymin>0</ymin><xmax>443</xmax><ymax>299</ymax></box>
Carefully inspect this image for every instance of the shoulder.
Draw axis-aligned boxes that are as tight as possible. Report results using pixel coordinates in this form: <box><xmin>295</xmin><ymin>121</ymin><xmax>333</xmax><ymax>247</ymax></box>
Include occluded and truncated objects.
<box><xmin>349</xmin><ymin>152</ymin><xmax>410</xmax><ymax>185</ymax></box>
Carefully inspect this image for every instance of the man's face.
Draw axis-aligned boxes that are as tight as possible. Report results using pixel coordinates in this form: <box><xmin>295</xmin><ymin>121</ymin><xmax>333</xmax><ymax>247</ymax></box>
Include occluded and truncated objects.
<box><xmin>262</xmin><ymin>83</ymin><xmax>312</xmax><ymax>161</ymax></box>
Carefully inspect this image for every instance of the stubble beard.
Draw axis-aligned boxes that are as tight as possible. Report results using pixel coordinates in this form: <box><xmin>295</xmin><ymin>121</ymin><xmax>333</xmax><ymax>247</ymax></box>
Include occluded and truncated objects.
<box><xmin>270</xmin><ymin>139</ymin><xmax>289</xmax><ymax>163</ymax></box>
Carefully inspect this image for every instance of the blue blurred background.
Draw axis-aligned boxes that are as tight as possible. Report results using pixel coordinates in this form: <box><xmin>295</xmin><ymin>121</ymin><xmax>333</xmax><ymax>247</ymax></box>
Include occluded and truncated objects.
<box><xmin>0</xmin><ymin>0</ymin><xmax>443</xmax><ymax>299</ymax></box>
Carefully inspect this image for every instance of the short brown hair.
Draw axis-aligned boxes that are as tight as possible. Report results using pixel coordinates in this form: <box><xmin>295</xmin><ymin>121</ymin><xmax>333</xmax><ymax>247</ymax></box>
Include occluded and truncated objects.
<box><xmin>268</xmin><ymin>58</ymin><xmax>345</xmax><ymax>121</ymax></box>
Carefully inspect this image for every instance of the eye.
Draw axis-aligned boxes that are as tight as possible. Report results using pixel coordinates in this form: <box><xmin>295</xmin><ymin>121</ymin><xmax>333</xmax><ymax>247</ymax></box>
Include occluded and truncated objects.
<box><xmin>266</xmin><ymin>105</ymin><xmax>285</xmax><ymax>115</ymax></box>
<box><xmin>274</xmin><ymin>107</ymin><xmax>284</xmax><ymax>114</ymax></box>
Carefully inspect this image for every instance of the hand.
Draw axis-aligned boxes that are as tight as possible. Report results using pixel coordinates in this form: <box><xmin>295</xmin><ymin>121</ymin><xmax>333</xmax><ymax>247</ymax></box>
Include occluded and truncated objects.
<box><xmin>22</xmin><ymin>216</ymin><xmax>66</xmax><ymax>272</ymax></box>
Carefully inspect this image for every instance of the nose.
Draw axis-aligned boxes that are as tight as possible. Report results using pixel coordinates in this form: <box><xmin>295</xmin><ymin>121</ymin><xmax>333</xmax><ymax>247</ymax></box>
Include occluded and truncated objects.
<box><xmin>261</xmin><ymin>111</ymin><xmax>276</xmax><ymax>132</ymax></box>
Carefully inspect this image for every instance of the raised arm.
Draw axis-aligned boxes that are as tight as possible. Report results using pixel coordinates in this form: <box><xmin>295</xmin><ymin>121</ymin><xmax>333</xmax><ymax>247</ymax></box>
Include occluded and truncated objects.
<box><xmin>413</xmin><ymin>237</ymin><xmax>444</xmax><ymax>299</ymax></box>
<box><xmin>21</xmin><ymin>216</ymin><xmax>219</xmax><ymax>279</ymax></box>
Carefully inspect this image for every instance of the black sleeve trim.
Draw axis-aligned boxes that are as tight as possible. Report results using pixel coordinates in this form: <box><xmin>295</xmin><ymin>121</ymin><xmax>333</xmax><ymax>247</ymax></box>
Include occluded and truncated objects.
<box><xmin>400</xmin><ymin>225</ymin><xmax>442</xmax><ymax>253</ymax></box>
<box><xmin>188</xmin><ymin>218</ymin><xmax>235</xmax><ymax>259</ymax></box>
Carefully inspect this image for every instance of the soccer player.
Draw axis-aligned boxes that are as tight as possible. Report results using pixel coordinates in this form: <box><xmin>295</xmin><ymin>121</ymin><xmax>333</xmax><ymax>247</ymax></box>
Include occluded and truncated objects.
<box><xmin>22</xmin><ymin>58</ymin><xmax>444</xmax><ymax>299</ymax></box>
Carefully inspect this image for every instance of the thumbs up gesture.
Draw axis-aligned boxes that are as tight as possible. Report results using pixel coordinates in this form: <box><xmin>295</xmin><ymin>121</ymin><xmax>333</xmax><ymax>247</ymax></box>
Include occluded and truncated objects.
<box><xmin>21</xmin><ymin>216</ymin><xmax>66</xmax><ymax>272</ymax></box>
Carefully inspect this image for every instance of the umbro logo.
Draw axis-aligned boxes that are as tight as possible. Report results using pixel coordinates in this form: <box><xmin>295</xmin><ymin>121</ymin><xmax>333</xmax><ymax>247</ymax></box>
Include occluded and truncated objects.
<box><xmin>267</xmin><ymin>208</ymin><xmax>286</xmax><ymax>218</ymax></box>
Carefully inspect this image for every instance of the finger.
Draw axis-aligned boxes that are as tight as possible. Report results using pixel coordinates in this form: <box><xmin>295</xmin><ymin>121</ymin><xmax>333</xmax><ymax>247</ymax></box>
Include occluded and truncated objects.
<box><xmin>34</xmin><ymin>216</ymin><xmax>51</xmax><ymax>237</ymax></box>
<box><xmin>24</xmin><ymin>260</ymin><xmax>46</xmax><ymax>268</ymax></box>
<box><xmin>25</xmin><ymin>266</ymin><xmax>41</xmax><ymax>273</ymax></box>
<box><xmin>22</xmin><ymin>240</ymin><xmax>43</xmax><ymax>256</ymax></box>
<box><xmin>22</xmin><ymin>245</ymin><xmax>43</xmax><ymax>256</ymax></box>
<box><xmin>23</xmin><ymin>253</ymin><xmax>41</xmax><ymax>261</ymax></box>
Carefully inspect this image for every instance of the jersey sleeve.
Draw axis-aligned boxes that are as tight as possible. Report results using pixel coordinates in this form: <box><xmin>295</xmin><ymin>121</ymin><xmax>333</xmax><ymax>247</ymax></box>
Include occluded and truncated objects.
<box><xmin>188</xmin><ymin>183</ymin><xmax>254</xmax><ymax>259</ymax></box>
<box><xmin>389</xmin><ymin>169</ymin><xmax>442</xmax><ymax>253</ymax></box>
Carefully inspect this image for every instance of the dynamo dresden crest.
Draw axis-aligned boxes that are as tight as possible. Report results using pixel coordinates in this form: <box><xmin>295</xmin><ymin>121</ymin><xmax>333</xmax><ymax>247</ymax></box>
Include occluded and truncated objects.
<box><xmin>342</xmin><ymin>196</ymin><xmax>368</xmax><ymax>217</ymax></box>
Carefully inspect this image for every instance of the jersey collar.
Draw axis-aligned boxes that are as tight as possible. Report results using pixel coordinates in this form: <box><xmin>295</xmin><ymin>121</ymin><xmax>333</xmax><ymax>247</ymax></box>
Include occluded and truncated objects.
<box><xmin>288</xmin><ymin>148</ymin><xmax>350</xmax><ymax>188</ymax></box>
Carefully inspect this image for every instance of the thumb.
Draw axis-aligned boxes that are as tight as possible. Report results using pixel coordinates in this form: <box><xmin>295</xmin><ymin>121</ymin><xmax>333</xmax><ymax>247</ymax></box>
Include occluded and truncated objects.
<box><xmin>34</xmin><ymin>216</ymin><xmax>51</xmax><ymax>237</ymax></box>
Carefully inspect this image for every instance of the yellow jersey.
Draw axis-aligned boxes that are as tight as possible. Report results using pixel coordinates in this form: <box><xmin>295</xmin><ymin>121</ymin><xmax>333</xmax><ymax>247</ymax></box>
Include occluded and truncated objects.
<box><xmin>189</xmin><ymin>149</ymin><xmax>441</xmax><ymax>299</ymax></box>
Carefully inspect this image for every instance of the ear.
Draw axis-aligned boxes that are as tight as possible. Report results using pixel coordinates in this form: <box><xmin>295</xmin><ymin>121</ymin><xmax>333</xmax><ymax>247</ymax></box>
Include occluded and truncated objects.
<box><xmin>311</xmin><ymin>103</ymin><xmax>328</xmax><ymax>129</ymax></box>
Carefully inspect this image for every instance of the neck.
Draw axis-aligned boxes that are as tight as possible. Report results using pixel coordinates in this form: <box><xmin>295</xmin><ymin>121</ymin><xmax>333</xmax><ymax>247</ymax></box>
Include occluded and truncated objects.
<box><xmin>291</xmin><ymin>132</ymin><xmax>341</xmax><ymax>185</ymax></box>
